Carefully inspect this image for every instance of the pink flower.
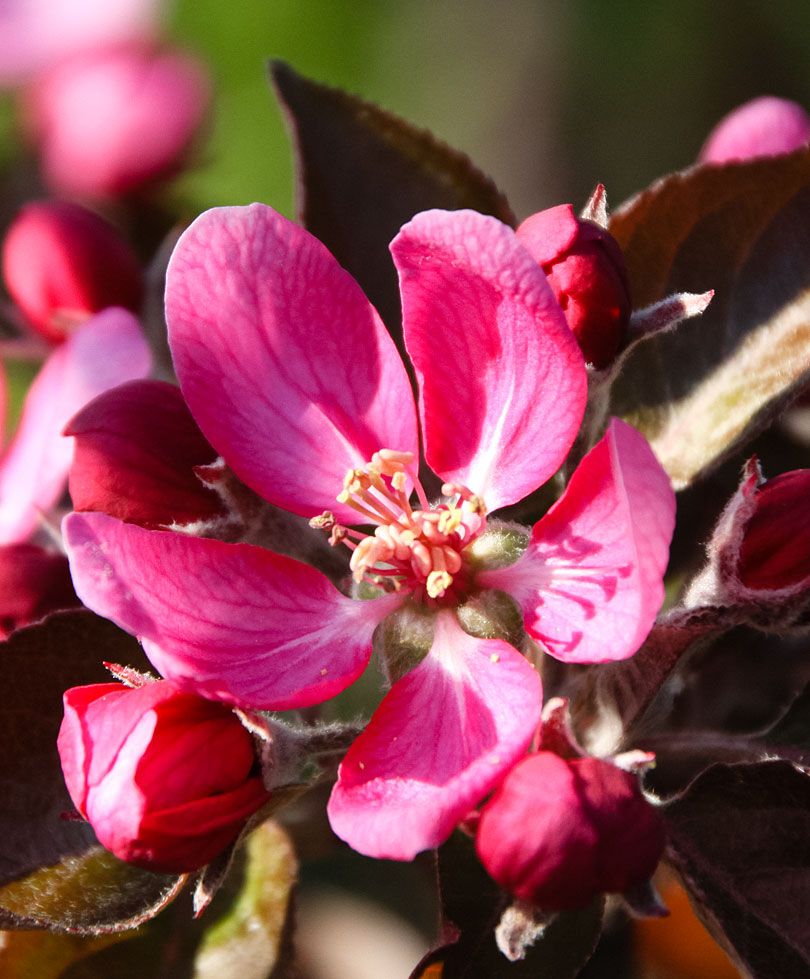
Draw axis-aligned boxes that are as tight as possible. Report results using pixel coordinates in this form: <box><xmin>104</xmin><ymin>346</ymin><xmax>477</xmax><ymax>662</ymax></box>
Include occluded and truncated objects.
<box><xmin>517</xmin><ymin>204</ymin><xmax>631</xmax><ymax>369</ymax></box>
<box><xmin>0</xmin><ymin>0</ymin><xmax>162</xmax><ymax>86</ymax></box>
<box><xmin>25</xmin><ymin>44</ymin><xmax>209</xmax><ymax>199</ymax></box>
<box><xmin>0</xmin><ymin>307</ymin><xmax>151</xmax><ymax>547</ymax></box>
<box><xmin>64</xmin><ymin>204</ymin><xmax>675</xmax><ymax>859</ymax></box>
<box><xmin>2</xmin><ymin>200</ymin><xmax>143</xmax><ymax>343</ymax></box>
<box><xmin>476</xmin><ymin>752</ymin><xmax>665</xmax><ymax>911</ymax></box>
<box><xmin>58</xmin><ymin>679</ymin><xmax>270</xmax><ymax>872</ymax></box>
<box><xmin>699</xmin><ymin>96</ymin><xmax>810</xmax><ymax>164</ymax></box>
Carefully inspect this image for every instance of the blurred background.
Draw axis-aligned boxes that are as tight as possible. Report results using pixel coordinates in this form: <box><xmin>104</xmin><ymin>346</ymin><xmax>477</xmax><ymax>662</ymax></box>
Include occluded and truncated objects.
<box><xmin>2</xmin><ymin>1</ymin><xmax>808</xmax><ymax>976</ymax></box>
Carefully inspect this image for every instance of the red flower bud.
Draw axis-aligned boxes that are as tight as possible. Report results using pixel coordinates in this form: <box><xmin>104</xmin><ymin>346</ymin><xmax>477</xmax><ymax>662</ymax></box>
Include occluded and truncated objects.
<box><xmin>25</xmin><ymin>44</ymin><xmax>210</xmax><ymax>200</ymax></box>
<box><xmin>2</xmin><ymin>200</ymin><xmax>142</xmax><ymax>343</ymax></box>
<box><xmin>517</xmin><ymin>204</ymin><xmax>631</xmax><ymax>369</ymax></box>
<box><xmin>476</xmin><ymin>752</ymin><xmax>665</xmax><ymax>911</ymax></box>
<box><xmin>0</xmin><ymin>543</ymin><xmax>78</xmax><ymax>637</ymax></box>
<box><xmin>737</xmin><ymin>469</ymin><xmax>810</xmax><ymax>591</ymax></box>
<box><xmin>67</xmin><ymin>379</ymin><xmax>227</xmax><ymax>528</ymax></box>
<box><xmin>58</xmin><ymin>681</ymin><xmax>270</xmax><ymax>873</ymax></box>
<box><xmin>699</xmin><ymin>96</ymin><xmax>810</xmax><ymax>164</ymax></box>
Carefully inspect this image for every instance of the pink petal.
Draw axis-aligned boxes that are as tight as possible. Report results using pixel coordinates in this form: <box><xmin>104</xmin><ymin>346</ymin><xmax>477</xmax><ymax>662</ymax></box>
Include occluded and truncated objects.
<box><xmin>0</xmin><ymin>308</ymin><xmax>151</xmax><ymax>545</ymax></box>
<box><xmin>67</xmin><ymin>379</ymin><xmax>226</xmax><ymax>528</ymax></box>
<box><xmin>166</xmin><ymin>204</ymin><xmax>418</xmax><ymax>524</ymax></box>
<box><xmin>327</xmin><ymin>610</ymin><xmax>542</xmax><ymax>860</ymax></box>
<box><xmin>392</xmin><ymin>209</ymin><xmax>586</xmax><ymax>511</ymax></box>
<box><xmin>515</xmin><ymin>203</ymin><xmax>581</xmax><ymax>266</ymax></box>
<box><xmin>63</xmin><ymin>511</ymin><xmax>402</xmax><ymax>710</ymax></box>
<box><xmin>482</xmin><ymin>419</ymin><xmax>675</xmax><ymax>663</ymax></box>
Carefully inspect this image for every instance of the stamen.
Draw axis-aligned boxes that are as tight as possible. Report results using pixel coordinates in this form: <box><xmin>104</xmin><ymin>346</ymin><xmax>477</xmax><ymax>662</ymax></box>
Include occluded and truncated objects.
<box><xmin>426</xmin><ymin>570</ymin><xmax>453</xmax><ymax>598</ymax></box>
<box><xmin>309</xmin><ymin>511</ymin><xmax>336</xmax><ymax>530</ymax></box>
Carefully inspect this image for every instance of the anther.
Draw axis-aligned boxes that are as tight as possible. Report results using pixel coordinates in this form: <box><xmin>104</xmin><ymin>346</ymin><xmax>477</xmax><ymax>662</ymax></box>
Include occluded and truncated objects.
<box><xmin>426</xmin><ymin>570</ymin><xmax>453</xmax><ymax>599</ymax></box>
<box><xmin>309</xmin><ymin>511</ymin><xmax>336</xmax><ymax>530</ymax></box>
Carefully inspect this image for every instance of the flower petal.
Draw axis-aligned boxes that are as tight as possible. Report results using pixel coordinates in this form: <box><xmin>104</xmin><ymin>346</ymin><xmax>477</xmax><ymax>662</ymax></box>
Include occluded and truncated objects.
<box><xmin>63</xmin><ymin>511</ymin><xmax>401</xmax><ymax>709</ymax></box>
<box><xmin>67</xmin><ymin>379</ymin><xmax>226</xmax><ymax>528</ymax></box>
<box><xmin>327</xmin><ymin>610</ymin><xmax>542</xmax><ymax>860</ymax></box>
<box><xmin>482</xmin><ymin>419</ymin><xmax>675</xmax><ymax>663</ymax></box>
<box><xmin>0</xmin><ymin>308</ymin><xmax>151</xmax><ymax>545</ymax></box>
<box><xmin>392</xmin><ymin>209</ymin><xmax>586</xmax><ymax>511</ymax></box>
<box><xmin>166</xmin><ymin>204</ymin><xmax>418</xmax><ymax>523</ymax></box>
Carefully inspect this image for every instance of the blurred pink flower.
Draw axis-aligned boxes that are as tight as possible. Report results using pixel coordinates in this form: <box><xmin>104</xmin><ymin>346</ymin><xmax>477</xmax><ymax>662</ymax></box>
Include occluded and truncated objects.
<box><xmin>64</xmin><ymin>204</ymin><xmax>674</xmax><ymax>859</ymax></box>
<box><xmin>2</xmin><ymin>200</ymin><xmax>143</xmax><ymax>343</ymax></box>
<box><xmin>0</xmin><ymin>0</ymin><xmax>162</xmax><ymax>85</ymax></box>
<box><xmin>58</xmin><ymin>679</ymin><xmax>269</xmax><ymax>872</ymax></box>
<box><xmin>26</xmin><ymin>44</ymin><xmax>210</xmax><ymax>199</ymax></box>
<box><xmin>699</xmin><ymin>96</ymin><xmax>810</xmax><ymax>164</ymax></box>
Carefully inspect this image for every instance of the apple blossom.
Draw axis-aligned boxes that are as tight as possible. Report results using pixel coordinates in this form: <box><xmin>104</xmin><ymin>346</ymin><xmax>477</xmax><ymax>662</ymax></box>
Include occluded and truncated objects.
<box><xmin>2</xmin><ymin>200</ymin><xmax>143</xmax><ymax>343</ymax></box>
<box><xmin>64</xmin><ymin>204</ymin><xmax>675</xmax><ymax>860</ymax></box>
<box><xmin>58</xmin><ymin>680</ymin><xmax>270</xmax><ymax>872</ymax></box>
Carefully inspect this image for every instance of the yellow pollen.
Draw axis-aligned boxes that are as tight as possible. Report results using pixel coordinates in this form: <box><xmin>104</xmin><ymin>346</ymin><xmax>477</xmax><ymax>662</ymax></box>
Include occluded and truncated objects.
<box><xmin>309</xmin><ymin>511</ymin><xmax>336</xmax><ymax>530</ymax></box>
<box><xmin>426</xmin><ymin>570</ymin><xmax>453</xmax><ymax>598</ymax></box>
<box><xmin>372</xmin><ymin>448</ymin><xmax>415</xmax><ymax>475</ymax></box>
<box><xmin>437</xmin><ymin>508</ymin><xmax>462</xmax><ymax>535</ymax></box>
<box><xmin>490</xmin><ymin>653</ymin><xmax>500</xmax><ymax>663</ymax></box>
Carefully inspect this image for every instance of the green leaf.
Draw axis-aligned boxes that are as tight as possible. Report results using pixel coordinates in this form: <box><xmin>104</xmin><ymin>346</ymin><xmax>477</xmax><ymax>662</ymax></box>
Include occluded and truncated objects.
<box><xmin>608</xmin><ymin>148</ymin><xmax>810</xmax><ymax>488</ymax></box>
<box><xmin>0</xmin><ymin>610</ymin><xmax>186</xmax><ymax>933</ymax></box>
<box><xmin>663</xmin><ymin>761</ymin><xmax>810</xmax><ymax>978</ymax></box>
<box><xmin>270</xmin><ymin>62</ymin><xmax>515</xmax><ymax>347</ymax></box>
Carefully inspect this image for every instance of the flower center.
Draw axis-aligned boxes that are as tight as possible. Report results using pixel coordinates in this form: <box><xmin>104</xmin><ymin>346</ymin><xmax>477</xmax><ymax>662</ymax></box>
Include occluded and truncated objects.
<box><xmin>310</xmin><ymin>449</ymin><xmax>486</xmax><ymax>601</ymax></box>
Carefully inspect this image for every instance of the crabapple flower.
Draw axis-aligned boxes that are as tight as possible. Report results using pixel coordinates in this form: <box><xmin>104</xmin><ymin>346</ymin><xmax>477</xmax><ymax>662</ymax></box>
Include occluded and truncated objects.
<box><xmin>64</xmin><ymin>204</ymin><xmax>675</xmax><ymax>860</ymax></box>
<box><xmin>0</xmin><ymin>307</ymin><xmax>151</xmax><ymax>545</ymax></box>
<box><xmin>58</xmin><ymin>680</ymin><xmax>270</xmax><ymax>872</ymax></box>
<box><xmin>699</xmin><ymin>96</ymin><xmax>810</xmax><ymax>164</ymax></box>
<box><xmin>25</xmin><ymin>44</ymin><xmax>210</xmax><ymax>199</ymax></box>
<box><xmin>2</xmin><ymin>200</ymin><xmax>143</xmax><ymax>343</ymax></box>
<box><xmin>517</xmin><ymin>204</ymin><xmax>631</xmax><ymax>369</ymax></box>
<box><xmin>476</xmin><ymin>752</ymin><xmax>665</xmax><ymax>911</ymax></box>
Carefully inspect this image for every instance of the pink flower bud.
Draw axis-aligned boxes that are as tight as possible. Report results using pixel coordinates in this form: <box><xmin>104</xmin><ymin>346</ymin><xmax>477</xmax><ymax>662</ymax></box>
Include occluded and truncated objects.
<box><xmin>26</xmin><ymin>44</ymin><xmax>210</xmax><ymax>199</ymax></box>
<box><xmin>737</xmin><ymin>469</ymin><xmax>810</xmax><ymax>591</ymax></box>
<box><xmin>476</xmin><ymin>752</ymin><xmax>665</xmax><ymax>911</ymax></box>
<box><xmin>517</xmin><ymin>204</ymin><xmax>631</xmax><ymax>369</ymax></box>
<box><xmin>58</xmin><ymin>681</ymin><xmax>270</xmax><ymax>872</ymax></box>
<box><xmin>0</xmin><ymin>543</ymin><xmax>78</xmax><ymax>636</ymax></box>
<box><xmin>2</xmin><ymin>200</ymin><xmax>142</xmax><ymax>342</ymax></box>
<box><xmin>699</xmin><ymin>96</ymin><xmax>810</xmax><ymax>164</ymax></box>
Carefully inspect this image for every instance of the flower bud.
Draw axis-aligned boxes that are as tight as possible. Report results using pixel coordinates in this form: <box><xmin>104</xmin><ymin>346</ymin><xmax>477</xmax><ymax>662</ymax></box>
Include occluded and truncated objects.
<box><xmin>699</xmin><ymin>96</ymin><xmax>810</xmax><ymax>164</ymax></box>
<box><xmin>58</xmin><ymin>681</ymin><xmax>270</xmax><ymax>873</ymax></box>
<box><xmin>737</xmin><ymin>469</ymin><xmax>810</xmax><ymax>591</ymax></box>
<box><xmin>25</xmin><ymin>44</ymin><xmax>210</xmax><ymax>199</ymax></box>
<box><xmin>517</xmin><ymin>204</ymin><xmax>631</xmax><ymax>369</ymax></box>
<box><xmin>2</xmin><ymin>200</ymin><xmax>142</xmax><ymax>342</ymax></box>
<box><xmin>0</xmin><ymin>543</ymin><xmax>78</xmax><ymax>636</ymax></box>
<box><xmin>476</xmin><ymin>752</ymin><xmax>665</xmax><ymax>911</ymax></box>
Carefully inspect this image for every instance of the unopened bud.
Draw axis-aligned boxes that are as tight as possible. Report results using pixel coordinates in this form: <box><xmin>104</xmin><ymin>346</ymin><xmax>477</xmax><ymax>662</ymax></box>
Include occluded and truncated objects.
<box><xmin>699</xmin><ymin>96</ymin><xmax>810</xmax><ymax>164</ymax></box>
<box><xmin>2</xmin><ymin>200</ymin><xmax>142</xmax><ymax>342</ymax></box>
<box><xmin>476</xmin><ymin>752</ymin><xmax>665</xmax><ymax>912</ymax></box>
<box><xmin>517</xmin><ymin>204</ymin><xmax>631</xmax><ymax>369</ymax></box>
<box><xmin>737</xmin><ymin>469</ymin><xmax>810</xmax><ymax>590</ymax></box>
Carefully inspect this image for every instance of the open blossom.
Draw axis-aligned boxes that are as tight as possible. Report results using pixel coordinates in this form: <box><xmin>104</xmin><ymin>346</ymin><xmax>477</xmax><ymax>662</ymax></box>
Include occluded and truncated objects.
<box><xmin>64</xmin><ymin>204</ymin><xmax>675</xmax><ymax>860</ymax></box>
<box><xmin>58</xmin><ymin>679</ymin><xmax>269</xmax><ymax>872</ymax></box>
